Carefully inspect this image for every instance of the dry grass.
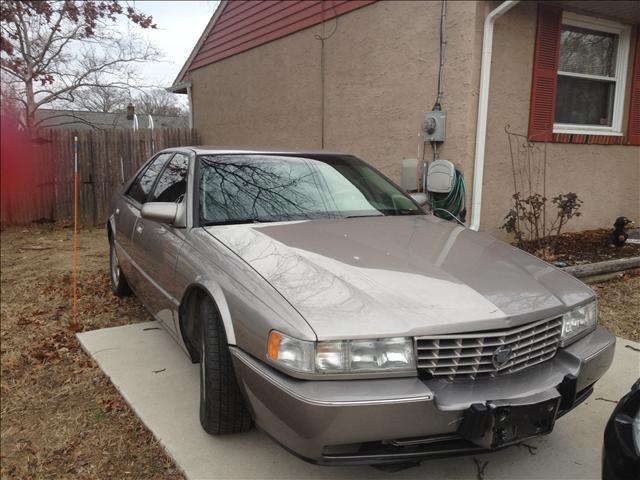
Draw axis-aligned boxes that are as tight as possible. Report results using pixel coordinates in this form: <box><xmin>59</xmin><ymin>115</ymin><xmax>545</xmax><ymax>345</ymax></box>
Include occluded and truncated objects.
<box><xmin>1</xmin><ymin>225</ymin><xmax>182</xmax><ymax>479</ymax></box>
<box><xmin>1</xmin><ymin>225</ymin><xmax>638</xmax><ymax>478</ymax></box>
<box><xmin>592</xmin><ymin>270</ymin><xmax>640</xmax><ymax>343</ymax></box>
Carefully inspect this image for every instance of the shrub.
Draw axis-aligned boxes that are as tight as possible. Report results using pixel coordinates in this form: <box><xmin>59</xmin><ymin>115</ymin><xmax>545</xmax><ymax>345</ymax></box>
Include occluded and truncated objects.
<box><xmin>502</xmin><ymin>126</ymin><xmax>583</xmax><ymax>257</ymax></box>
<box><xmin>502</xmin><ymin>192</ymin><xmax>583</xmax><ymax>256</ymax></box>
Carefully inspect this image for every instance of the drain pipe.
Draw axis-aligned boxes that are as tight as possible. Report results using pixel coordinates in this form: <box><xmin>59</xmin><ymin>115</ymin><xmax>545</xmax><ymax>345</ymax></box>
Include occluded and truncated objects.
<box><xmin>186</xmin><ymin>84</ymin><xmax>194</xmax><ymax>129</ymax></box>
<box><xmin>469</xmin><ymin>0</ymin><xmax>519</xmax><ymax>231</ymax></box>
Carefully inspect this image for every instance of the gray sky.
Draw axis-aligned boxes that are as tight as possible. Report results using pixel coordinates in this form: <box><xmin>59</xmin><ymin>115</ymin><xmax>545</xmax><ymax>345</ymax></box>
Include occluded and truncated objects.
<box><xmin>125</xmin><ymin>1</ymin><xmax>220</xmax><ymax>87</ymax></box>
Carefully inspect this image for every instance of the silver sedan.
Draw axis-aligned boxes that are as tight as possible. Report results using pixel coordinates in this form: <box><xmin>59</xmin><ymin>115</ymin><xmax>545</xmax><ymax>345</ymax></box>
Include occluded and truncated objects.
<box><xmin>107</xmin><ymin>147</ymin><xmax>614</xmax><ymax>465</ymax></box>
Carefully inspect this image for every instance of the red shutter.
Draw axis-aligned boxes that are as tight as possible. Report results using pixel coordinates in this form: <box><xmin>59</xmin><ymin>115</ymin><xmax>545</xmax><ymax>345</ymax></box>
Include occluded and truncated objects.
<box><xmin>528</xmin><ymin>4</ymin><xmax>562</xmax><ymax>142</ymax></box>
<box><xmin>627</xmin><ymin>30</ymin><xmax>640</xmax><ymax>145</ymax></box>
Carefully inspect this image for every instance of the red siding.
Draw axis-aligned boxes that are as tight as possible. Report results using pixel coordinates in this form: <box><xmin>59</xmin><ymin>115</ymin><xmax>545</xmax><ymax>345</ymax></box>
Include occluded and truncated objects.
<box><xmin>528</xmin><ymin>4</ymin><xmax>562</xmax><ymax>142</ymax></box>
<box><xmin>188</xmin><ymin>0</ymin><xmax>376</xmax><ymax>72</ymax></box>
<box><xmin>627</xmin><ymin>30</ymin><xmax>640</xmax><ymax>145</ymax></box>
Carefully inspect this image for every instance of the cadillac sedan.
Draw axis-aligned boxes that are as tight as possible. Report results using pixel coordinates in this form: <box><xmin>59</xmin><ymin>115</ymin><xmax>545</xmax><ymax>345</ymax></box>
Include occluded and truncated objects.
<box><xmin>108</xmin><ymin>147</ymin><xmax>615</xmax><ymax>465</ymax></box>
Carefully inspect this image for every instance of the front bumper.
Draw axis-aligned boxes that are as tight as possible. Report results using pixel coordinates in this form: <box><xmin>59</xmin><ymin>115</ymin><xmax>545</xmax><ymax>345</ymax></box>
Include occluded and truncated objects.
<box><xmin>230</xmin><ymin>327</ymin><xmax>615</xmax><ymax>465</ymax></box>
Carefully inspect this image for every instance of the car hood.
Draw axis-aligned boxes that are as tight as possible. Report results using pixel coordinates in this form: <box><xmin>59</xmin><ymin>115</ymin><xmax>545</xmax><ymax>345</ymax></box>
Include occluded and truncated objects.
<box><xmin>204</xmin><ymin>216</ymin><xmax>592</xmax><ymax>340</ymax></box>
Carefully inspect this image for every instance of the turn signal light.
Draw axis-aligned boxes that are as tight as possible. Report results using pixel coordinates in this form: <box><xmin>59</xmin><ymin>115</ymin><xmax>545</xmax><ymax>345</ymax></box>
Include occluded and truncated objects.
<box><xmin>267</xmin><ymin>331</ymin><xmax>282</xmax><ymax>360</ymax></box>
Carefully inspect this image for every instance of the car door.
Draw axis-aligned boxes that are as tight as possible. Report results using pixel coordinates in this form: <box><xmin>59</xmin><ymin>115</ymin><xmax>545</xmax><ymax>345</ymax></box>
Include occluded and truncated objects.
<box><xmin>117</xmin><ymin>152</ymin><xmax>173</xmax><ymax>293</ymax></box>
<box><xmin>131</xmin><ymin>152</ymin><xmax>190</xmax><ymax>335</ymax></box>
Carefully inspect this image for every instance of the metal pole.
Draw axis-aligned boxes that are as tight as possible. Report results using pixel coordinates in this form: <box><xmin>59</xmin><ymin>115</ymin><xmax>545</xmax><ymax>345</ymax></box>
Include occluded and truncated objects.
<box><xmin>72</xmin><ymin>135</ymin><xmax>79</xmax><ymax>328</ymax></box>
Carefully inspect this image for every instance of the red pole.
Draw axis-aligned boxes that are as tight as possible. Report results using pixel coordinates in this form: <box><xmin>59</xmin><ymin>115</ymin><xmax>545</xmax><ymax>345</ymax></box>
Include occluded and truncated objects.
<box><xmin>72</xmin><ymin>135</ymin><xmax>79</xmax><ymax>329</ymax></box>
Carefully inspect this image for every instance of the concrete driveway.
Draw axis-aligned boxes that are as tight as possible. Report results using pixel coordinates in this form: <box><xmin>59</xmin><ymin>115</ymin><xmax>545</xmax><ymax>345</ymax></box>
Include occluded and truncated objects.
<box><xmin>78</xmin><ymin>322</ymin><xmax>639</xmax><ymax>480</ymax></box>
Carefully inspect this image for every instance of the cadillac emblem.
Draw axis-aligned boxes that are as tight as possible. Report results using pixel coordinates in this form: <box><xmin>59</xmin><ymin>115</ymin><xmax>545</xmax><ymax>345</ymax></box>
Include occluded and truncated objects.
<box><xmin>492</xmin><ymin>345</ymin><xmax>513</xmax><ymax>369</ymax></box>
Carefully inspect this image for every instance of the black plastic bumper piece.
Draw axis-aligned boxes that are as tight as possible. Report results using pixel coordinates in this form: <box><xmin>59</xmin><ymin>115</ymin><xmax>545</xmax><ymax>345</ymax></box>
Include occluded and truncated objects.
<box><xmin>558</xmin><ymin>373</ymin><xmax>578</xmax><ymax>411</ymax></box>
<box><xmin>457</xmin><ymin>374</ymin><xmax>594</xmax><ymax>449</ymax></box>
<box><xmin>459</xmin><ymin>403</ymin><xmax>492</xmax><ymax>440</ymax></box>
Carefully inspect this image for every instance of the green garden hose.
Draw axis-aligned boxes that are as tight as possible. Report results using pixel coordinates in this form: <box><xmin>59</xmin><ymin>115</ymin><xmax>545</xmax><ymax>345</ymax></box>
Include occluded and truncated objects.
<box><xmin>427</xmin><ymin>168</ymin><xmax>467</xmax><ymax>224</ymax></box>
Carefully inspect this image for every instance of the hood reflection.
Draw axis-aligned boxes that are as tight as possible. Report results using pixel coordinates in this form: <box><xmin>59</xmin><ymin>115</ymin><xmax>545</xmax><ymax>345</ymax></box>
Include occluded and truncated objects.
<box><xmin>206</xmin><ymin>216</ymin><xmax>591</xmax><ymax>339</ymax></box>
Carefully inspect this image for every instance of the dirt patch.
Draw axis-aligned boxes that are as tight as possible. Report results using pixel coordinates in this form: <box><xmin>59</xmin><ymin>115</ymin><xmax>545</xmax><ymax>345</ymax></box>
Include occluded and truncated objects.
<box><xmin>1</xmin><ymin>225</ymin><xmax>182</xmax><ymax>479</ymax></box>
<box><xmin>521</xmin><ymin>229</ymin><xmax>640</xmax><ymax>266</ymax></box>
<box><xmin>592</xmin><ymin>270</ymin><xmax>640</xmax><ymax>343</ymax></box>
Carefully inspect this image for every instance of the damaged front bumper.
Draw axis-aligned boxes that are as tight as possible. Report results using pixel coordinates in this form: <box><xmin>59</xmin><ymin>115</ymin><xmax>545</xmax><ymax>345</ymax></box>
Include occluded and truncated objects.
<box><xmin>230</xmin><ymin>327</ymin><xmax>615</xmax><ymax>465</ymax></box>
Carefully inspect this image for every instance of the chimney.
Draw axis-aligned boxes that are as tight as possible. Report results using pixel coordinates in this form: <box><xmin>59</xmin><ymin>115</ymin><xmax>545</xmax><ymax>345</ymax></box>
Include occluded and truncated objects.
<box><xmin>126</xmin><ymin>103</ymin><xmax>135</xmax><ymax>120</ymax></box>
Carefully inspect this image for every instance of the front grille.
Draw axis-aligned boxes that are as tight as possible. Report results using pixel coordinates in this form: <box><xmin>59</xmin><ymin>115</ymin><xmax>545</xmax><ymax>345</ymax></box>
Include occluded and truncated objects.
<box><xmin>415</xmin><ymin>316</ymin><xmax>563</xmax><ymax>380</ymax></box>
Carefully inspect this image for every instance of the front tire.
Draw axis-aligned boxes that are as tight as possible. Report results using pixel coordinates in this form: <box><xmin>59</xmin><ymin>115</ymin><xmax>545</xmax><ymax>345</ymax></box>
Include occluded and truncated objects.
<box><xmin>109</xmin><ymin>239</ymin><xmax>131</xmax><ymax>297</ymax></box>
<box><xmin>198</xmin><ymin>297</ymin><xmax>252</xmax><ymax>435</ymax></box>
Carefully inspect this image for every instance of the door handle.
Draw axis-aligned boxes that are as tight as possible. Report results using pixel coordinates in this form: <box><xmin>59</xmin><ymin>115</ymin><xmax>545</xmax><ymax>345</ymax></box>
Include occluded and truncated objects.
<box><xmin>136</xmin><ymin>223</ymin><xmax>144</xmax><ymax>234</ymax></box>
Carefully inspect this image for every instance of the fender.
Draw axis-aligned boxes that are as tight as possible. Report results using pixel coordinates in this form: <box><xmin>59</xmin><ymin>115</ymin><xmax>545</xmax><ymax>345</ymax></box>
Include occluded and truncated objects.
<box><xmin>193</xmin><ymin>277</ymin><xmax>236</xmax><ymax>344</ymax></box>
<box><xmin>178</xmin><ymin>279</ymin><xmax>237</xmax><ymax>362</ymax></box>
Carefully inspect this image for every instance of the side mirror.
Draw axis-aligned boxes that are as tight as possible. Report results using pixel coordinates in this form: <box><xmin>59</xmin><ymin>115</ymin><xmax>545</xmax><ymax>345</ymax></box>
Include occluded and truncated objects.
<box><xmin>141</xmin><ymin>202</ymin><xmax>178</xmax><ymax>224</ymax></box>
<box><xmin>409</xmin><ymin>192</ymin><xmax>428</xmax><ymax>207</ymax></box>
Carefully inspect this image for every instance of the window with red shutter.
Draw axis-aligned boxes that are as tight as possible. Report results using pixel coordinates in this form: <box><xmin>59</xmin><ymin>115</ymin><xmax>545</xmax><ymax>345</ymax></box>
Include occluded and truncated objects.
<box><xmin>528</xmin><ymin>7</ymin><xmax>634</xmax><ymax>143</ymax></box>
<box><xmin>627</xmin><ymin>31</ymin><xmax>640</xmax><ymax>145</ymax></box>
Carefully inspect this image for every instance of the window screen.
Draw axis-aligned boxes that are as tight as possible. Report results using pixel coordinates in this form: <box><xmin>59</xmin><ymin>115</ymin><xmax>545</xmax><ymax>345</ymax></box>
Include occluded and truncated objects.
<box><xmin>555</xmin><ymin>24</ymin><xmax>619</xmax><ymax>126</ymax></box>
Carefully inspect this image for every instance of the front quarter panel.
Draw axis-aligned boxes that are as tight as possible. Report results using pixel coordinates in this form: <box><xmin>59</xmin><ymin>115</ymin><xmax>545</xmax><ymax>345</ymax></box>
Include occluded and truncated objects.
<box><xmin>175</xmin><ymin>228</ymin><xmax>316</xmax><ymax>360</ymax></box>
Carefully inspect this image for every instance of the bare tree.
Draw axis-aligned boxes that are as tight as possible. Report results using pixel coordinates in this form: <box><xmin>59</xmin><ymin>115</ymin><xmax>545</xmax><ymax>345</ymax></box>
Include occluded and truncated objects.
<box><xmin>1</xmin><ymin>1</ymin><xmax>158</xmax><ymax>131</ymax></box>
<box><xmin>72</xmin><ymin>84</ymin><xmax>130</xmax><ymax>113</ymax></box>
<box><xmin>135</xmin><ymin>88</ymin><xmax>186</xmax><ymax>117</ymax></box>
<box><xmin>0</xmin><ymin>79</ymin><xmax>21</xmax><ymax>117</ymax></box>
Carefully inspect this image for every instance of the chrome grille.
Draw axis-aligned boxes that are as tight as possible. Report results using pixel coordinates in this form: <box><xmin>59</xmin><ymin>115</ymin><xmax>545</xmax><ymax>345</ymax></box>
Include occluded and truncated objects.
<box><xmin>415</xmin><ymin>316</ymin><xmax>563</xmax><ymax>380</ymax></box>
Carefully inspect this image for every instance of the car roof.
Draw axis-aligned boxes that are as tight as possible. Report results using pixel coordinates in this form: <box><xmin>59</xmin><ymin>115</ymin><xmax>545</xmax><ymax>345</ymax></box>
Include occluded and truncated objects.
<box><xmin>164</xmin><ymin>146</ymin><xmax>350</xmax><ymax>156</ymax></box>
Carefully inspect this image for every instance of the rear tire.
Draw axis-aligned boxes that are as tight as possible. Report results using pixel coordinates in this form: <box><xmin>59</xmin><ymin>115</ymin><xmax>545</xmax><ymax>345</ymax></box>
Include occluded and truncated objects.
<box><xmin>109</xmin><ymin>238</ymin><xmax>132</xmax><ymax>297</ymax></box>
<box><xmin>198</xmin><ymin>297</ymin><xmax>252</xmax><ymax>435</ymax></box>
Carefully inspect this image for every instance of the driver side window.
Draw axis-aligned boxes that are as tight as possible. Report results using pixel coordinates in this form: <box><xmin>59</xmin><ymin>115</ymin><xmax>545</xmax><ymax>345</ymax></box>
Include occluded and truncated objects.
<box><xmin>150</xmin><ymin>153</ymin><xmax>189</xmax><ymax>203</ymax></box>
<box><xmin>126</xmin><ymin>153</ymin><xmax>172</xmax><ymax>204</ymax></box>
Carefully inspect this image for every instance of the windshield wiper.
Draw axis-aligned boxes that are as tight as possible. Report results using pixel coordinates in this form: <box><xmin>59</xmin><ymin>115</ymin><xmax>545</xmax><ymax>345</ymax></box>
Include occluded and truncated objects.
<box><xmin>343</xmin><ymin>213</ymin><xmax>384</xmax><ymax>219</ymax></box>
<box><xmin>202</xmin><ymin>218</ymin><xmax>279</xmax><ymax>226</ymax></box>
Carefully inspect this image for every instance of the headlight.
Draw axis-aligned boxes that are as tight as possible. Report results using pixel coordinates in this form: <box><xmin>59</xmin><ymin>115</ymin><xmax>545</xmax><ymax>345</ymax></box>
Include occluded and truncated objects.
<box><xmin>348</xmin><ymin>337</ymin><xmax>415</xmax><ymax>372</ymax></box>
<box><xmin>560</xmin><ymin>301</ymin><xmax>597</xmax><ymax>346</ymax></box>
<box><xmin>267</xmin><ymin>331</ymin><xmax>416</xmax><ymax>376</ymax></box>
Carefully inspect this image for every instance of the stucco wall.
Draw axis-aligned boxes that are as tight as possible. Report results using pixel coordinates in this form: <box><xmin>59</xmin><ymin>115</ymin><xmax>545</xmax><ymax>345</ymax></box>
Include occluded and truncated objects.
<box><xmin>190</xmin><ymin>1</ymin><xmax>481</xmax><ymax>185</ymax></box>
<box><xmin>483</xmin><ymin>2</ymin><xmax>640</xmax><ymax>235</ymax></box>
<box><xmin>190</xmin><ymin>22</ymin><xmax>322</xmax><ymax>149</ymax></box>
<box><xmin>189</xmin><ymin>0</ymin><xmax>639</xmax><ymax>234</ymax></box>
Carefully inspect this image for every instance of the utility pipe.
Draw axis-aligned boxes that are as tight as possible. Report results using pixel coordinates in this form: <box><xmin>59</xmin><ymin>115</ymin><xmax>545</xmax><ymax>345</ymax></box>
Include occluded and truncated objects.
<box><xmin>187</xmin><ymin>84</ymin><xmax>194</xmax><ymax>129</ymax></box>
<box><xmin>469</xmin><ymin>0</ymin><xmax>519</xmax><ymax>231</ymax></box>
<box><xmin>148</xmin><ymin>115</ymin><xmax>156</xmax><ymax>154</ymax></box>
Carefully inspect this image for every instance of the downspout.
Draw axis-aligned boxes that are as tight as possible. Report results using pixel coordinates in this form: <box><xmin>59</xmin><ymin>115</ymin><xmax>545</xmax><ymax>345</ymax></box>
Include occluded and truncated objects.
<box><xmin>469</xmin><ymin>0</ymin><xmax>519</xmax><ymax>231</ymax></box>
<box><xmin>187</xmin><ymin>84</ymin><xmax>194</xmax><ymax>129</ymax></box>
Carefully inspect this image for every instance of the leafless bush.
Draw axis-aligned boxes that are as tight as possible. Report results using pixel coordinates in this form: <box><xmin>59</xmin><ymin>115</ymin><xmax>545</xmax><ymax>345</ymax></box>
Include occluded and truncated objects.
<box><xmin>501</xmin><ymin>126</ymin><xmax>583</xmax><ymax>258</ymax></box>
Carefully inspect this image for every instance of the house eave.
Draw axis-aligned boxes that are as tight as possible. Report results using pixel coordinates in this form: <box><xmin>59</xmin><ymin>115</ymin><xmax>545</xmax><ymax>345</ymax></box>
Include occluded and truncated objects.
<box><xmin>166</xmin><ymin>82</ymin><xmax>192</xmax><ymax>94</ymax></box>
<box><xmin>171</xmin><ymin>1</ymin><xmax>228</xmax><ymax>88</ymax></box>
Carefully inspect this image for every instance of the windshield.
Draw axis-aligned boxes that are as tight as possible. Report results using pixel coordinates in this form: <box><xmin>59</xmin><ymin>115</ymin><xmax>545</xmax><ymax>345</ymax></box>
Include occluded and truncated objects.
<box><xmin>198</xmin><ymin>154</ymin><xmax>423</xmax><ymax>225</ymax></box>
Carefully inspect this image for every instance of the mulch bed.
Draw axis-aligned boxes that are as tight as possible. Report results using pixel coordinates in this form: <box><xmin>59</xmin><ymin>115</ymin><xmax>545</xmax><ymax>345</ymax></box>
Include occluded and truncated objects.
<box><xmin>521</xmin><ymin>229</ymin><xmax>640</xmax><ymax>266</ymax></box>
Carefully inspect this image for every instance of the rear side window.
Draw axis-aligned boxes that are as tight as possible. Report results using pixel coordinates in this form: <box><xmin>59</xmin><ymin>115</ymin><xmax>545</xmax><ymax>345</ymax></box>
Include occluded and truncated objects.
<box><xmin>150</xmin><ymin>153</ymin><xmax>189</xmax><ymax>203</ymax></box>
<box><xmin>127</xmin><ymin>153</ymin><xmax>172</xmax><ymax>204</ymax></box>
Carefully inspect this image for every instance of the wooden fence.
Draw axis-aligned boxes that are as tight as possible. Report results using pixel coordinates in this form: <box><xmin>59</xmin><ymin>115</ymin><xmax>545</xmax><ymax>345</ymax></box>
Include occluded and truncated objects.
<box><xmin>1</xmin><ymin>125</ymin><xmax>199</xmax><ymax>226</ymax></box>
